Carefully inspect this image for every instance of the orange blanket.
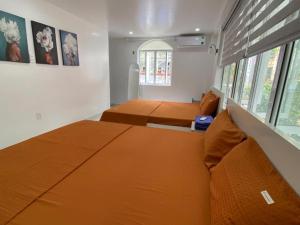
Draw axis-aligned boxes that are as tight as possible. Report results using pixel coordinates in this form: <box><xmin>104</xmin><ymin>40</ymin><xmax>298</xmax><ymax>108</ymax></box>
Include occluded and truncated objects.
<box><xmin>0</xmin><ymin>121</ymin><xmax>131</xmax><ymax>225</ymax></box>
<box><xmin>101</xmin><ymin>99</ymin><xmax>162</xmax><ymax>126</ymax></box>
<box><xmin>148</xmin><ymin>101</ymin><xmax>201</xmax><ymax>127</ymax></box>
<box><xmin>1</xmin><ymin>124</ymin><xmax>210</xmax><ymax>225</ymax></box>
<box><xmin>101</xmin><ymin>100</ymin><xmax>201</xmax><ymax>127</ymax></box>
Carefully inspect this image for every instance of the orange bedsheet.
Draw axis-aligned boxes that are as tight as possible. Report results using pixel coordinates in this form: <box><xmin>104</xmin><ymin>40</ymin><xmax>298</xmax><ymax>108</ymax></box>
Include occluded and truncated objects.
<box><xmin>148</xmin><ymin>101</ymin><xmax>201</xmax><ymax>127</ymax></box>
<box><xmin>101</xmin><ymin>100</ymin><xmax>201</xmax><ymax>127</ymax></box>
<box><xmin>101</xmin><ymin>99</ymin><xmax>162</xmax><ymax>126</ymax></box>
<box><xmin>5</xmin><ymin>126</ymin><xmax>210</xmax><ymax>225</ymax></box>
<box><xmin>0</xmin><ymin>121</ymin><xmax>131</xmax><ymax>225</ymax></box>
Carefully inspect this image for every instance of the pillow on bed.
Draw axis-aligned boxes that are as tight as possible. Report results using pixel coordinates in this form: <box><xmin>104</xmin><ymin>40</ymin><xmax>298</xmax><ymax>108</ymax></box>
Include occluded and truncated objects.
<box><xmin>200</xmin><ymin>91</ymin><xmax>214</xmax><ymax>104</ymax></box>
<box><xmin>204</xmin><ymin>110</ymin><xmax>246</xmax><ymax>169</ymax></box>
<box><xmin>210</xmin><ymin>137</ymin><xmax>300</xmax><ymax>225</ymax></box>
<box><xmin>199</xmin><ymin>92</ymin><xmax>220</xmax><ymax>116</ymax></box>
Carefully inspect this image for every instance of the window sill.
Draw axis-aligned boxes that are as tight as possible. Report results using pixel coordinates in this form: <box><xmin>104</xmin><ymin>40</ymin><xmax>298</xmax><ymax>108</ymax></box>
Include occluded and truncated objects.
<box><xmin>139</xmin><ymin>84</ymin><xmax>172</xmax><ymax>87</ymax></box>
<box><xmin>228</xmin><ymin>96</ymin><xmax>300</xmax><ymax>151</ymax></box>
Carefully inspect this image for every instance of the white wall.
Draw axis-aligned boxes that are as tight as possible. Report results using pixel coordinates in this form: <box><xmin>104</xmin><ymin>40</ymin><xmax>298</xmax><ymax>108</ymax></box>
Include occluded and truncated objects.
<box><xmin>109</xmin><ymin>37</ymin><xmax>216</xmax><ymax>104</ymax></box>
<box><xmin>0</xmin><ymin>0</ymin><xmax>110</xmax><ymax>149</ymax></box>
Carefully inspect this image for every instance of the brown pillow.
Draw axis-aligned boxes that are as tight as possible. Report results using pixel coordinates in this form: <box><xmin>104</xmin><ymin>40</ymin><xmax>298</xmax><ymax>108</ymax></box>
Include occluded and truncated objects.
<box><xmin>199</xmin><ymin>91</ymin><xmax>219</xmax><ymax>116</ymax></box>
<box><xmin>200</xmin><ymin>91</ymin><xmax>214</xmax><ymax>104</ymax></box>
<box><xmin>204</xmin><ymin>110</ymin><xmax>246</xmax><ymax>169</ymax></box>
<box><xmin>210</xmin><ymin>137</ymin><xmax>300</xmax><ymax>225</ymax></box>
<box><xmin>199</xmin><ymin>97</ymin><xmax>220</xmax><ymax>116</ymax></box>
<box><xmin>199</xmin><ymin>93</ymin><xmax>206</xmax><ymax>103</ymax></box>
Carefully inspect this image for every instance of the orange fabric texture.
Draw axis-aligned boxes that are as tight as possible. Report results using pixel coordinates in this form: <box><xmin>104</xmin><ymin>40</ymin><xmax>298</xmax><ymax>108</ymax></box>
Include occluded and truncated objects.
<box><xmin>0</xmin><ymin>121</ymin><xmax>131</xmax><ymax>225</ymax></box>
<box><xmin>101</xmin><ymin>97</ymin><xmax>220</xmax><ymax>127</ymax></box>
<box><xmin>210</xmin><ymin>137</ymin><xmax>300</xmax><ymax>225</ymax></box>
<box><xmin>204</xmin><ymin>110</ymin><xmax>246</xmax><ymax>169</ymax></box>
<box><xmin>199</xmin><ymin>91</ymin><xmax>220</xmax><ymax>116</ymax></box>
<box><xmin>200</xmin><ymin>91</ymin><xmax>215</xmax><ymax>105</ymax></box>
<box><xmin>100</xmin><ymin>99</ymin><xmax>162</xmax><ymax>126</ymax></box>
<box><xmin>199</xmin><ymin>97</ymin><xmax>219</xmax><ymax>116</ymax></box>
<box><xmin>38</xmin><ymin>120</ymin><xmax>131</xmax><ymax>150</ymax></box>
<box><xmin>200</xmin><ymin>93</ymin><xmax>206</xmax><ymax>101</ymax></box>
<box><xmin>7</xmin><ymin>127</ymin><xmax>210</xmax><ymax>225</ymax></box>
<box><xmin>148</xmin><ymin>102</ymin><xmax>201</xmax><ymax>127</ymax></box>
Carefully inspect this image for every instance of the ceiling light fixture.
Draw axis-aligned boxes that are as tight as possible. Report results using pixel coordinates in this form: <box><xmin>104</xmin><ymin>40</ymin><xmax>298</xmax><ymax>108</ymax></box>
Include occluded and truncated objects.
<box><xmin>195</xmin><ymin>28</ymin><xmax>200</xmax><ymax>32</ymax></box>
<box><xmin>129</xmin><ymin>31</ymin><xmax>133</xmax><ymax>35</ymax></box>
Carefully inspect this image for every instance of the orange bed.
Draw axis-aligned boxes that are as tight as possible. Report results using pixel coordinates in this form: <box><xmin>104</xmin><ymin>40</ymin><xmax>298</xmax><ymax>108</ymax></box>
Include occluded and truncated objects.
<box><xmin>101</xmin><ymin>91</ymin><xmax>220</xmax><ymax>127</ymax></box>
<box><xmin>0</xmin><ymin>121</ymin><xmax>131</xmax><ymax>225</ymax></box>
<box><xmin>0</xmin><ymin>121</ymin><xmax>210</xmax><ymax>225</ymax></box>
<box><xmin>148</xmin><ymin>101</ymin><xmax>201</xmax><ymax>126</ymax></box>
<box><xmin>2</xmin><ymin>119</ymin><xmax>299</xmax><ymax>225</ymax></box>
<box><xmin>101</xmin><ymin>99</ymin><xmax>162</xmax><ymax>126</ymax></box>
<box><xmin>101</xmin><ymin>100</ymin><xmax>204</xmax><ymax>127</ymax></box>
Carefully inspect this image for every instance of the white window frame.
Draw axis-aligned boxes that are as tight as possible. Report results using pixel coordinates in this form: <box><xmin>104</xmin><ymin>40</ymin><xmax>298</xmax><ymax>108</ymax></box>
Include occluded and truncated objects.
<box><xmin>271</xmin><ymin>41</ymin><xmax>300</xmax><ymax>149</ymax></box>
<box><xmin>250</xmin><ymin>46</ymin><xmax>286</xmax><ymax>123</ymax></box>
<box><xmin>219</xmin><ymin>0</ymin><xmax>300</xmax><ymax>149</ymax></box>
<box><xmin>233</xmin><ymin>58</ymin><xmax>247</xmax><ymax>102</ymax></box>
<box><xmin>138</xmin><ymin>50</ymin><xmax>173</xmax><ymax>87</ymax></box>
<box><xmin>236</xmin><ymin>55</ymin><xmax>259</xmax><ymax>110</ymax></box>
<box><xmin>221</xmin><ymin>63</ymin><xmax>237</xmax><ymax>98</ymax></box>
<box><xmin>226</xmin><ymin>40</ymin><xmax>300</xmax><ymax>149</ymax></box>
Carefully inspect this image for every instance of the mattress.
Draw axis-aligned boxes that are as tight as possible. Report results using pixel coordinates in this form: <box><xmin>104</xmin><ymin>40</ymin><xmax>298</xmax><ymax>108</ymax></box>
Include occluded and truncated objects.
<box><xmin>148</xmin><ymin>101</ymin><xmax>201</xmax><ymax>127</ymax></box>
<box><xmin>101</xmin><ymin>99</ymin><xmax>162</xmax><ymax>126</ymax></box>
<box><xmin>1</xmin><ymin>122</ymin><xmax>210</xmax><ymax>225</ymax></box>
<box><xmin>0</xmin><ymin>121</ymin><xmax>131</xmax><ymax>225</ymax></box>
<box><xmin>101</xmin><ymin>99</ymin><xmax>201</xmax><ymax>127</ymax></box>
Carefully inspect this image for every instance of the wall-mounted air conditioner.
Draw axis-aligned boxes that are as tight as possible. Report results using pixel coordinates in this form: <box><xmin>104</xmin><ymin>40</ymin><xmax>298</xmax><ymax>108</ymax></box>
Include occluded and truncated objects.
<box><xmin>175</xmin><ymin>35</ymin><xmax>206</xmax><ymax>48</ymax></box>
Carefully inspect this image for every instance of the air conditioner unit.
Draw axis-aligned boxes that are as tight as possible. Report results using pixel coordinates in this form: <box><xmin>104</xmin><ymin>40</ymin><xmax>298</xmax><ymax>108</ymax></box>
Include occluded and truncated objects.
<box><xmin>175</xmin><ymin>35</ymin><xmax>206</xmax><ymax>48</ymax></box>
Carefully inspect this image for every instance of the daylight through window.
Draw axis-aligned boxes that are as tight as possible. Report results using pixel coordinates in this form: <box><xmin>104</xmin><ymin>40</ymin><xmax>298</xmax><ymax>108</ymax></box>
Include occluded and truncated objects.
<box><xmin>138</xmin><ymin>40</ymin><xmax>173</xmax><ymax>86</ymax></box>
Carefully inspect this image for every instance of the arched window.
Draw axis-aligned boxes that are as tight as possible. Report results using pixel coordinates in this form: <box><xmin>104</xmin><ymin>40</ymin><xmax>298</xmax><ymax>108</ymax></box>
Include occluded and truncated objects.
<box><xmin>138</xmin><ymin>40</ymin><xmax>173</xmax><ymax>86</ymax></box>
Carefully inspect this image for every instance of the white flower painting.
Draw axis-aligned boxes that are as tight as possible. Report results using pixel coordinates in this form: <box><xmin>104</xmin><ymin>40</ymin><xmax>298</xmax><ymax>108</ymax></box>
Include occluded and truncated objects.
<box><xmin>36</xmin><ymin>27</ymin><xmax>54</xmax><ymax>52</ymax></box>
<box><xmin>0</xmin><ymin>17</ymin><xmax>21</xmax><ymax>44</ymax></box>
<box><xmin>60</xmin><ymin>30</ymin><xmax>79</xmax><ymax>66</ymax></box>
<box><xmin>63</xmin><ymin>34</ymin><xmax>78</xmax><ymax>56</ymax></box>
<box><xmin>0</xmin><ymin>10</ymin><xmax>29</xmax><ymax>63</ymax></box>
<box><xmin>31</xmin><ymin>21</ymin><xmax>58</xmax><ymax>65</ymax></box>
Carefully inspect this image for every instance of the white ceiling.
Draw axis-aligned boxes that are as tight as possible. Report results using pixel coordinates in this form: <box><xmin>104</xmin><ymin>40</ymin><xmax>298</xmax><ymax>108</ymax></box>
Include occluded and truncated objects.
<box><xmin>45</xmin><ymin>0</ymin><xmax>230</xmax><ymax>38</ymax></box>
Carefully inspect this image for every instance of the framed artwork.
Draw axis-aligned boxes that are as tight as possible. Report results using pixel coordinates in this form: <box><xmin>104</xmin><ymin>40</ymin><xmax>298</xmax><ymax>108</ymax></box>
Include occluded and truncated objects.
<box><xmin>0</xmin><ymin>10</ymin><xmax>29</xmax><ymax>63</ymax></box>
<box><xmin>31</xmin><ymin>21</ymin><xmax>58</xmax><ymax>65</ymax></box>
<box><xmin>60</xmin><ymin>30</ymin><xmax>79</xmax><ymax>66</ymax></box>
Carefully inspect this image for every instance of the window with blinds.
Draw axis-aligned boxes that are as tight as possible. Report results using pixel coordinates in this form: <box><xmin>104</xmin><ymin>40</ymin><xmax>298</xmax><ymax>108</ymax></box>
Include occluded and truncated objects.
<box><xmin>222</xmin><ymin>0</ymin><xmax>300</xmax><ymax>66</ymax></box>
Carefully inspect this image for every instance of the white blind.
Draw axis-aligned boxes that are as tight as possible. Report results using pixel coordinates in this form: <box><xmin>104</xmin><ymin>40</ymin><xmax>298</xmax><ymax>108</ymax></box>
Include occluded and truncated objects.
<box><xmin>222</xmin><ymin>0</ymin><xmax>300</xmax><ymax>66</ymax></box>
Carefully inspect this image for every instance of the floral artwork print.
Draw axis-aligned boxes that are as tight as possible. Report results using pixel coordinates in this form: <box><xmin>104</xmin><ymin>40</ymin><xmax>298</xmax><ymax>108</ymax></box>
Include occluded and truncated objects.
<box><xmin>0</xmin><ymin>10</ymin><xmax>29</xmax><ymax>63</ymax></box>
<box><xmin>60</xmin><ymin>30</ymin><xmax>79</xmax><ymax>66</ymax></box>
<box><xmin>31</xmin><ymin>21</ymin><xmax>58</xmax><ymax>65</ymax></box>
<box><xmin>0</xmin><ymin>18</ymin><xmax>20</xmax><ymax>43</ymax></box>
<box><xmin>36</xmin><ymin>27</ymin><xmax>54</xmax><ymax>52</ymax></box>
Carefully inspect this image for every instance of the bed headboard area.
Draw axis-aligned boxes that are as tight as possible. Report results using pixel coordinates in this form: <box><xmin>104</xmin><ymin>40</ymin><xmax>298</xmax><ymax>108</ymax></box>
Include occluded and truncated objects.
<box><xmin>210</xmin><ymin>87</ymin><xmax>224</xmax><ymax>113</ymax></box>
<box><xmin>227</xmin><ymin>99</ymin><xmax>300</xmax><ymax>195</ymax></box>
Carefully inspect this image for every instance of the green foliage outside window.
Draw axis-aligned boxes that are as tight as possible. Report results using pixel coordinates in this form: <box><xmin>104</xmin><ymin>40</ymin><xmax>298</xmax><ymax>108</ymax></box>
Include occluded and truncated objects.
<box><xmin>288</xmin><ymin>81</ymin><xmax>300</xmax><ymax>125</ymax></box>
<box><xmin>256</xmin><ymin>82</ymin><xmax>272</xmax><ymax>113</ymax></box>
